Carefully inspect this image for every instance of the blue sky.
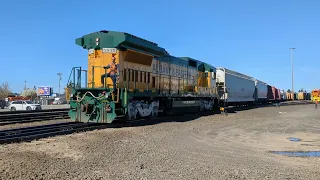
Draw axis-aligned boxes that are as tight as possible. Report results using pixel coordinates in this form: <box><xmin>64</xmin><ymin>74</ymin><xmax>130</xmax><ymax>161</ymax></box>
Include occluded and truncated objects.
<box><xmin>0</xmin><ymin>0</ymin><xmax>319</xmax><ymax>93</ymax></box>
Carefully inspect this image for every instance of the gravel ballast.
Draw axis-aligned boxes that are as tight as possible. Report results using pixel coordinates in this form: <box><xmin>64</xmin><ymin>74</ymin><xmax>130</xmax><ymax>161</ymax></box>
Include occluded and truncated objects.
<box><xmin>0</xmin><ymin>104</ymin><xmax>319</xmax><ymax>179</ymax></box>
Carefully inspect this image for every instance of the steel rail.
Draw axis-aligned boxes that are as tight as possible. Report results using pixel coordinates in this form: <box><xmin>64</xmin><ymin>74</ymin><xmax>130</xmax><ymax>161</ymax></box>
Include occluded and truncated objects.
<box><xmin>0</xmin><ymin>122</ymin><xmax>107</xmax><ymax>144</ymax></box>
<box><xmin>0</xmin><ymin>108</ymin><xmax>69</xmax><ymax>115</ymax></box>
<box><xmin>0</xmin><ymin>111</ymin><xmax>69</xmax><ymax>125</ymax></box>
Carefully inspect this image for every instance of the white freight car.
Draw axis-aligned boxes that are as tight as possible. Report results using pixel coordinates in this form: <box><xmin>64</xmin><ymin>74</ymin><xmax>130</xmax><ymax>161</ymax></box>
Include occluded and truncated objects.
<box><xmin>253</xmin><ymin>79</ymin><xmax>268</xmax><ymax>102</ymax></box>
<box><xmin>216</xmin><ymin>67</ymin><xmax>256</xmax><ymax>105</ymax></box>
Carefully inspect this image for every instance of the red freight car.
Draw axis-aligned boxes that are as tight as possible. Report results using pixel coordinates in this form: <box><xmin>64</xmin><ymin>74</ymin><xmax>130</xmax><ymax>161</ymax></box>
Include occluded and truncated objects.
<box><xmin>275</xmin><ymin>88</ymin><xmax>281</xmax><ymax>102</ymax></box>
<box><xmin>267</xmin><ymin>85</ymin><xmax>275</xmax><ymax>102</ymax></box>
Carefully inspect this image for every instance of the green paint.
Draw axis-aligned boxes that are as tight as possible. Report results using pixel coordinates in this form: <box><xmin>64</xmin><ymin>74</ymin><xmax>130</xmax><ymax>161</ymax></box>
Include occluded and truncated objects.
<box><xmin>68</xmin><ymin>87</ymin><xmax>119</xmax><ymax>123</ymax></box>
<box><xmin>75</xmin><ymin>30</ymin><xmax>168</xmax><ymax>56</ymax></box>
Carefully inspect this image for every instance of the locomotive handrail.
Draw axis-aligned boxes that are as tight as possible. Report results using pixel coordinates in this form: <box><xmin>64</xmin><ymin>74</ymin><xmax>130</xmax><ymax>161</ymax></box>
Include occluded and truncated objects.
<box><xmin>118</xmin><ymin>68</ymin><xmax>217</xmax><ymax>97</ymax></box>
<box><xmin>69</xmin><ymin>66</ymin><xmax>218</xmax><ymax>99</ymax></box>
<box><xmin>112</xmin><ymin>88</ymin><xmax>120</xmax><ymax>103</ymax></box>
<box><xmin>67</xmin><ymin>67</ymin><xmax>81</xmax><ymax>88</ymax></box>
<box><xmin>67</xmin><ymin>67</ymin><xmax>88</xmax><ymax>90</ymax></box>
<box><xmin>90</xmin><ymin>65</ymin><xmax>122</xmax><ymax>89</ymax></box>
<box><xmin>72</xmin><ymin>91</ymin><xmax>106</xmax><ymax>102</ymax></box>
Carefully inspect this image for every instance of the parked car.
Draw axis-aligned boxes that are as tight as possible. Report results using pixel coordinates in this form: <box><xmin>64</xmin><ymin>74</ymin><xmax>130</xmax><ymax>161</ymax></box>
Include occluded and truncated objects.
<box><xmin>52</xmin><ymin>98</ymin><xmax>67</xmax><ymax>105</ymax></box>
<box><xmin>0</xmin><ymin>100</ymin><xmax>5</xmax><ymax>109</ymax></box>
<box><xmin>9</xmin><ymin>100</ymin><xmax>42</xmax><ymax>111</ymax></box>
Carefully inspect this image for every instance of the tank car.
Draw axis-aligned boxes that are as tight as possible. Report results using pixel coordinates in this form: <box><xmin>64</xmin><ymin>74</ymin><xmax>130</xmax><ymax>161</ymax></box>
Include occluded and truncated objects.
<box><xmin>67</xmin><ymin>30</ymin><xmax>220</xmax><ymax>123</ymax></box>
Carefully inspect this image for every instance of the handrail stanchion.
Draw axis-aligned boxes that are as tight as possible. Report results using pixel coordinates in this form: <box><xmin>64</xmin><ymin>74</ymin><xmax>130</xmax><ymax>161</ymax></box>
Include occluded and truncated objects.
<box><xmin>92</xmin><ymin>66</ymin><xmax>95</xmax><ymax>88</ymax></box>
<box><xmin>104</xmin><ymin>67</ymin><xmax>107</xmax><ymax>89</ymax></box>
<box><xmin>73</xmin><ymin>68</ymin><xmax>76</xmax><ymax>86</ymax></box>
<box><xmin>84</xmin><ymin>70</ymin><xmax>88</xmax><ymax>88</ymax></box>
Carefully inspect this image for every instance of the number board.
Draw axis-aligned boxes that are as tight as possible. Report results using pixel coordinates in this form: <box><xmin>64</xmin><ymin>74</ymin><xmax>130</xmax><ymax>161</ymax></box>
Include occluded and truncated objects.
<box><xmin>102</xmin><ymin>48</ymin><xmax>117</xmax><ymax>54</ymax></box>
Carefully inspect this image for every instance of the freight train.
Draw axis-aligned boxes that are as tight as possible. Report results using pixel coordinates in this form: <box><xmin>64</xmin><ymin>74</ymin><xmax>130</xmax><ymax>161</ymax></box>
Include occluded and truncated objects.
<box><xmin>67</xmin><ymin>30</ymin><xmax>286</xmax><ymax>123</ymax></box>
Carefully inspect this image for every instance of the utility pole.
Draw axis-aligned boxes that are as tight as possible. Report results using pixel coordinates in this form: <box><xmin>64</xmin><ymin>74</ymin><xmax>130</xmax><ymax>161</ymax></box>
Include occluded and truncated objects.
<box><xmin>24</xmin><ymin>80</ymin><xmax>27</xmax><ymax>90</ymax></box>
<box><xmin>57</xmin><ymin>73</ymin><xmax>62</xmax><ymax>98</ymax></box>
<box><xmin>289</xmin><ymin>48</ymin><xmax>295</xmax><ymax>100</ymax></box>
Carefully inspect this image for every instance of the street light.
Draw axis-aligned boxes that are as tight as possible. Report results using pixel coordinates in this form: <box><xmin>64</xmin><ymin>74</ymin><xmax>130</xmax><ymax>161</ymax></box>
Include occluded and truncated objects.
<box><xmin>289</xmin><ymin>48</ymin><xmax>295</xmax><ymax>100</ymax></box>
<box><xmin>57</xmin><ymin>73</ymin><xmax>62</xmax><ymax>98</ymax></box>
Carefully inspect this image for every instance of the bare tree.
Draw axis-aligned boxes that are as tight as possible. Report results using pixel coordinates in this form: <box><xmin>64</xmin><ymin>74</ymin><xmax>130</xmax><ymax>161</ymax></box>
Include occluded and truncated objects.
<box><xmin>0</xmin><ymin>81</ymin><xmax>12</xmax><ymax>99</ymax></box>
<box><xmin>21</xmin><ymin>89</ymin><xmax>37</xmax><ymax>100</ymax></box>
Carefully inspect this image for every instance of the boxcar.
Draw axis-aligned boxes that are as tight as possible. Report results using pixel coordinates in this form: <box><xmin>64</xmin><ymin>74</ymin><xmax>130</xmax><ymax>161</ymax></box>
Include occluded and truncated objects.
<box><xmin>275</xmin><ymin>88</ymin><xmax>281</xmax><ymax>102</ymax></box>
<box><xmin>267</xmin><ymin>85</ymin><xmax>275</xmax><ymax>102</ymax></box>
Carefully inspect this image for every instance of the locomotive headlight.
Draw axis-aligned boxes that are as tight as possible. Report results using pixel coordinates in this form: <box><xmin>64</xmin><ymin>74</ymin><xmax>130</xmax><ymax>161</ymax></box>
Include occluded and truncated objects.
<box><xmin>96</xmin><ymin>38</ymin><xmax>100</xmax><ymax>45</ymax></box>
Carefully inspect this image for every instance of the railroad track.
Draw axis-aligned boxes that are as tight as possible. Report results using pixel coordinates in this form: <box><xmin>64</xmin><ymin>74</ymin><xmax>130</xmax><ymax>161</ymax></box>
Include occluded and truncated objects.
<box><xmin>0</xmin><ymin>108</ymin><xmax>69</xmax><ymax>115</ymax></box>
<box><xmin>0</xmin><ymin>109</ymin><xmax>69</xmax><ymax>126</ymax></box>
<box><xmin>0</xmin><ymin>101</ymin><xmax>314</xmax><ymax>144</ymax></box>
<box><xmin>221</xmin><ymin>101</ymin><xmax>314</xmax><ymax>114</ymax></box>
<box><xmin>0</xmin><ymin>122</ymin><xmax>108</xmax><ymax>144</ymax></box>
<box><xmin>278</xmin><ymin>100</ymin><xmax>314</xmax><ymax>106</ymax></box>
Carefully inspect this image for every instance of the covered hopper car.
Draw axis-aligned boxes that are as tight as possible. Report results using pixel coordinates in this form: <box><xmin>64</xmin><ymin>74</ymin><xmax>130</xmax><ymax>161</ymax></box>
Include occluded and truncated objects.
<box><xmin>253</xmin><ymin>79</ymin><xmax>268</xmax><ymax>104</ymax></box>
<box><xmin>216</xmin><ymin>67</ymin><xmax>256</xmax><ymax>106</ymax></box>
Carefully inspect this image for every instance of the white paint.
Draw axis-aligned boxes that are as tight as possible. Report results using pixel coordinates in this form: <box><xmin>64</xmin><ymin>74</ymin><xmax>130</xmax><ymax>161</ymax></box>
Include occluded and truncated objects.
<box><xmin>88</xmin><ymin>49</ymin><xmax>94</xmax><ymax>54</ymax></box>
<box><xmin>127</xmin><ymin>100</ymin><xmax>159</xmax><ymax>120</ymax></box>
<box><xmin>102</xmin><ymin>48</ymin><xmax>117</xmax><ymax>54</ymax></box>
<box><xmin>200</xmin><ymin>99</ymin><xmax>214</xmax><ymax>111</ymax></box>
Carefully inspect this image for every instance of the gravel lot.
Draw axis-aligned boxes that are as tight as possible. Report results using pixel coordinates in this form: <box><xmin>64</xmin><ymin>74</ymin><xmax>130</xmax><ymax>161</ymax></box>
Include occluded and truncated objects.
<box><xmin>0</xmin><ymin>104</ymin><xmax>319</xmax><ymax>180</ymax></box>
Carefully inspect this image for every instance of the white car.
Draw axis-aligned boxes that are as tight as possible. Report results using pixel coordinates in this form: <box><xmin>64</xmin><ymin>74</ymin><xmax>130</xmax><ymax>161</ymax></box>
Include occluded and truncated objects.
<box><xmin>9</xmin><ymin>100</ymin><xmax>42</xmax><ymax>111</ymax></box>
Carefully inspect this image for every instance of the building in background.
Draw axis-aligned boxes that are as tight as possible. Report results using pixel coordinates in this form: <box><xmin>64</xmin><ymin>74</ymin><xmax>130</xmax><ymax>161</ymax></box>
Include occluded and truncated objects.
<box><xmin>37</xmin><ymin>86</ymin><xmax>54</xmax><ymax>105</ymax></box>
<box><xmin>36</xmin><ymin>86</ymin><xmax>67</xmax><ymax>105</ymax></box>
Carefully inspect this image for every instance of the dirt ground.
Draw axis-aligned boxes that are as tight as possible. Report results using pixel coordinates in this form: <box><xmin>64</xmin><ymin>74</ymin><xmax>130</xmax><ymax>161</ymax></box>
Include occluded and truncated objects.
<box><xmin>0</xmin><ymin>104</ymin><xmax>319</xmax><ymax>180</ymax></box>
<box><xmin>0</xmin><ymin>119</ymin><xmax>71</xmax><ymax>131</ymax></box>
